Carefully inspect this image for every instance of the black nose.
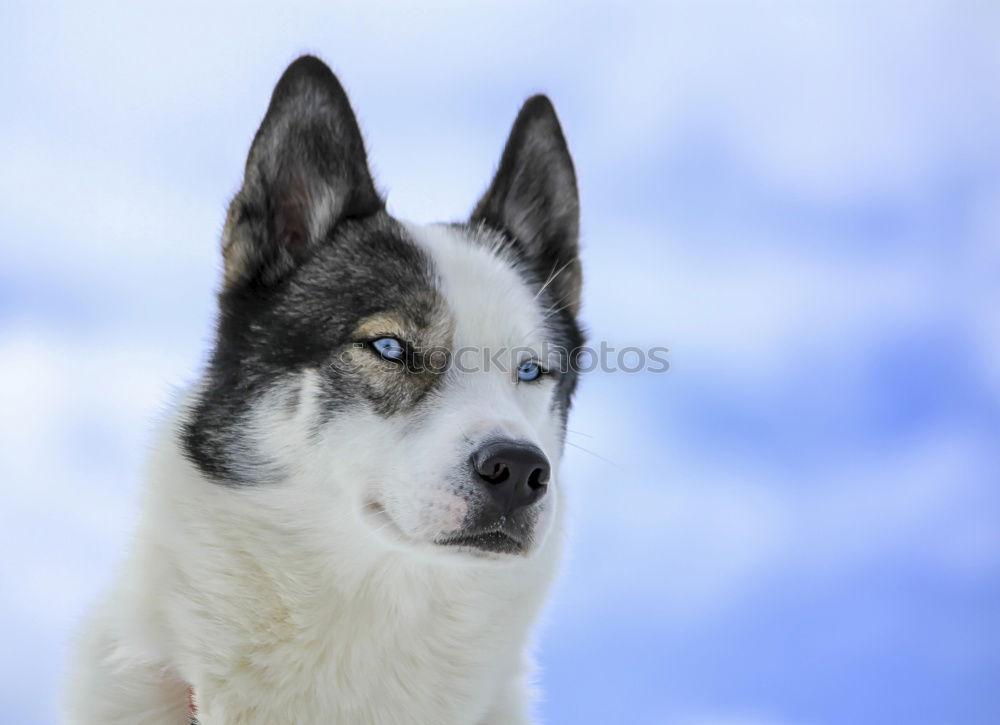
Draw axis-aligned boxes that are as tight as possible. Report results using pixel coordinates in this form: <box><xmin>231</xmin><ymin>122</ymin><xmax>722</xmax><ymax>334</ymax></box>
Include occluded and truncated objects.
<box><xmin>472</xmin><ymin>441</ymin><xmax>550</xmax><ymax>514</ymax></box>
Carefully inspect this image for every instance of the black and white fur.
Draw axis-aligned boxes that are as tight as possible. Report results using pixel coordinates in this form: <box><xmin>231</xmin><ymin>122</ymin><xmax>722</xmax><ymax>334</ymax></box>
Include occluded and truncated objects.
<box><xmin>66</xmin><ymin>56</ymin><xmax>583</xmax><ymax>724</ymax></box>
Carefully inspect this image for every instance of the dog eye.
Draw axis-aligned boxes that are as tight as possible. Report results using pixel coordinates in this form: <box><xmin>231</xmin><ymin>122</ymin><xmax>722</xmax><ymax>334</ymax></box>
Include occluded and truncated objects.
<box><xmin>517</xmin><ymin>360</ymin><xmax>544</xmax><ymax>382</ymax></box>
<box><xmin>371</xmin><ymin>337</ymin><xmax>406</xmax><ymax>362</ymax></box>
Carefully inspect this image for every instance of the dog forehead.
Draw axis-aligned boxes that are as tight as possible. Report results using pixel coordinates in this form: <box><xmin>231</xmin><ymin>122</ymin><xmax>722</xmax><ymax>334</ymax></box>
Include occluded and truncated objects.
<box><xmin>404</xmin><ymin>223</ymin><xmax>542</xmax><ymax>348</ymax></box>
<box><xmin>283</xmin><ymin>215</ymin><xmax>443</xmax><ymax>333</ymax></box>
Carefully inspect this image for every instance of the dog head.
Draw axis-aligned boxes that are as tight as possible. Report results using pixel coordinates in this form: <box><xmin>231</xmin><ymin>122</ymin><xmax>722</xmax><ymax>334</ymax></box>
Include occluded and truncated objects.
<box><xmin>182</xmin><ymin>56</ymin><xmax>583</xmax><ymax>560</ymax></box>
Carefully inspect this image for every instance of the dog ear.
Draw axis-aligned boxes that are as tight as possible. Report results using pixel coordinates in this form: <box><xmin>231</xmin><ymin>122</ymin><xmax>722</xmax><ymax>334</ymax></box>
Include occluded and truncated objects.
<box><xmin>221</xmin><ymin>55</ymin><xmax>383</xmax><ymax>289</ymax></box>
<box><xmin>472</xmin><ymin>95</ymin><xmax>581</xmax><ymax>316</ymax></box>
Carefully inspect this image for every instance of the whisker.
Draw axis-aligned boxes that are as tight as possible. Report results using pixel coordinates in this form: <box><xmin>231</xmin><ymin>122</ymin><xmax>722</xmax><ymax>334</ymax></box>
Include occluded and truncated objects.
<box><xmin>457</xmin><ymin>422</ymin><xmax>483</xmax><ymax>448</ymax></box>
<box><xmin>532</xmin><ymin>258</ymin><xmax>576</xmax><ymax>304</ymax></box>
<box><xmin>521</xmin><ymin>299</ymin><xmax>576</xmax><ymax>343</ymax></box>
<box><xmin>564</xmin><ymin>440</ymin><xmax>620</xmax><ymax>468</ymax></box>
<box><xmin>540</xmin><ymin>300</ymin><xmax>573</xmax><ymax>323</ymax></box>
<box><xmin>366</xmin><ymin>518</ymin><xmax>398</xmax><ymax>539</ymax></box>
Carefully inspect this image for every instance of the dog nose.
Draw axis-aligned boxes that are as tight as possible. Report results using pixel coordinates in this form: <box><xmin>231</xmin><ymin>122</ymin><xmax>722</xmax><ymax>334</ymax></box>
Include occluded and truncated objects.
<box><xmin>472</xmin><ymin>441</ymin><xmax>550</xmax><ymax>514</ymax></box>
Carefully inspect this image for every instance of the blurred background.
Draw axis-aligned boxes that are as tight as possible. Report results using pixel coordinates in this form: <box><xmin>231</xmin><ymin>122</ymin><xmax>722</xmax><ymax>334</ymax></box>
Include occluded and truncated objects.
<box><xmin>2</xmin><ymin>2</ymin><xmax>998</xmax><ymax>723</ymax></box>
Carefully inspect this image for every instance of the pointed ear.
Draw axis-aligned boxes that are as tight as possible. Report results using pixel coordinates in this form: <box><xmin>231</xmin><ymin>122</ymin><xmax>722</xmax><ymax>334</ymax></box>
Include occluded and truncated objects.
<box><xmin>471</xmin><ymin>95</ymin><xmax>581</xmax><ymax>316</ymax></box>
<box><xmin>222</xmin><ymin>55</ymin><xmax>383</xmax><ymax>289</ymax></box>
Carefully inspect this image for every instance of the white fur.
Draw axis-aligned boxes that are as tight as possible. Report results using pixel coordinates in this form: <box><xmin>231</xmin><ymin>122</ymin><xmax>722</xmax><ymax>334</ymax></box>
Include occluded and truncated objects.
<box><xmin>65</xmin><ymin>223</ymin><xmax>567</xmax><ymax>724</ymax></box>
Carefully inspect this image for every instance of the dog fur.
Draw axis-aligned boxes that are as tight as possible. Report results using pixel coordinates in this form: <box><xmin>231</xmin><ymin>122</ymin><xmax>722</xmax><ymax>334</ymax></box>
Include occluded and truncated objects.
<box><xmin>65</xmin><ymin>55</ymin><xmax>583</xmax><ymax>724</ymax></box>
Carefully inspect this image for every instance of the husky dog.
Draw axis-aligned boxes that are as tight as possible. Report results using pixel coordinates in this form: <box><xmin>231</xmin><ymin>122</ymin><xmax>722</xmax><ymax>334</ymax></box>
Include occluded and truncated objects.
<box><xmin>66</xmin><ymin>55</ymin><xmax>583</xmax><ymax>724</ymax></box>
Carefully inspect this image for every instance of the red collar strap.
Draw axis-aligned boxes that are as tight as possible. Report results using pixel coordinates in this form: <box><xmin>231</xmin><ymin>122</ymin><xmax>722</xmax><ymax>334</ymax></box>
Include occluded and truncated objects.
<box><xmin>187</xmin><ymin>686</ymin><xmax>198</xmax><ymax>724</ymax></box>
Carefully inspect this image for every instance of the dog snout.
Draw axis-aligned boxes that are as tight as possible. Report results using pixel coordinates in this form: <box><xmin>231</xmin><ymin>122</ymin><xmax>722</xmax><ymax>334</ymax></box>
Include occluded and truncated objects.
<box><xmin>471</xmin><ymin>441</ymin><xmax>550</xmax><ymax>514</ymax></box>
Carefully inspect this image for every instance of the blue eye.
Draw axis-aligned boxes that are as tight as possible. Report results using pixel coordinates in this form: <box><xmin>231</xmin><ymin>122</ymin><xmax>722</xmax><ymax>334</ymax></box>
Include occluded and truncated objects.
<box><xmin>372</xmin><ymin>337</ymin><xmax>406</xmax><ymax>362</ymax></box>
<box><xmin>517</xmin><ymin>360</ymin><xmax>544</xmax><ymax>382</ymax></box>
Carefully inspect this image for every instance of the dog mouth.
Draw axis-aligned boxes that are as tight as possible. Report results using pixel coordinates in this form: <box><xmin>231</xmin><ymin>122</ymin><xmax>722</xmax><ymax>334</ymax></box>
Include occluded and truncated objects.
<box><xmin>362</xmin><ymin>500</ymin><xmax>529</xmax><ymax>557</ymax></box>
<box><xmin>437</xmin><ymin>529</ymin><xmax>525</xmax><ymax>555</ymax></box>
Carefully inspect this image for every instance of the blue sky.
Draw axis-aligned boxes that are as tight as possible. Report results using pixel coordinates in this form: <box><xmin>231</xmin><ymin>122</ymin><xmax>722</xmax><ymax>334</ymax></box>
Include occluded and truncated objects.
<box><xmin>2</xmin><ymin>2</ymin><xmax>999</xmax><ymax>723</ymax></box>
